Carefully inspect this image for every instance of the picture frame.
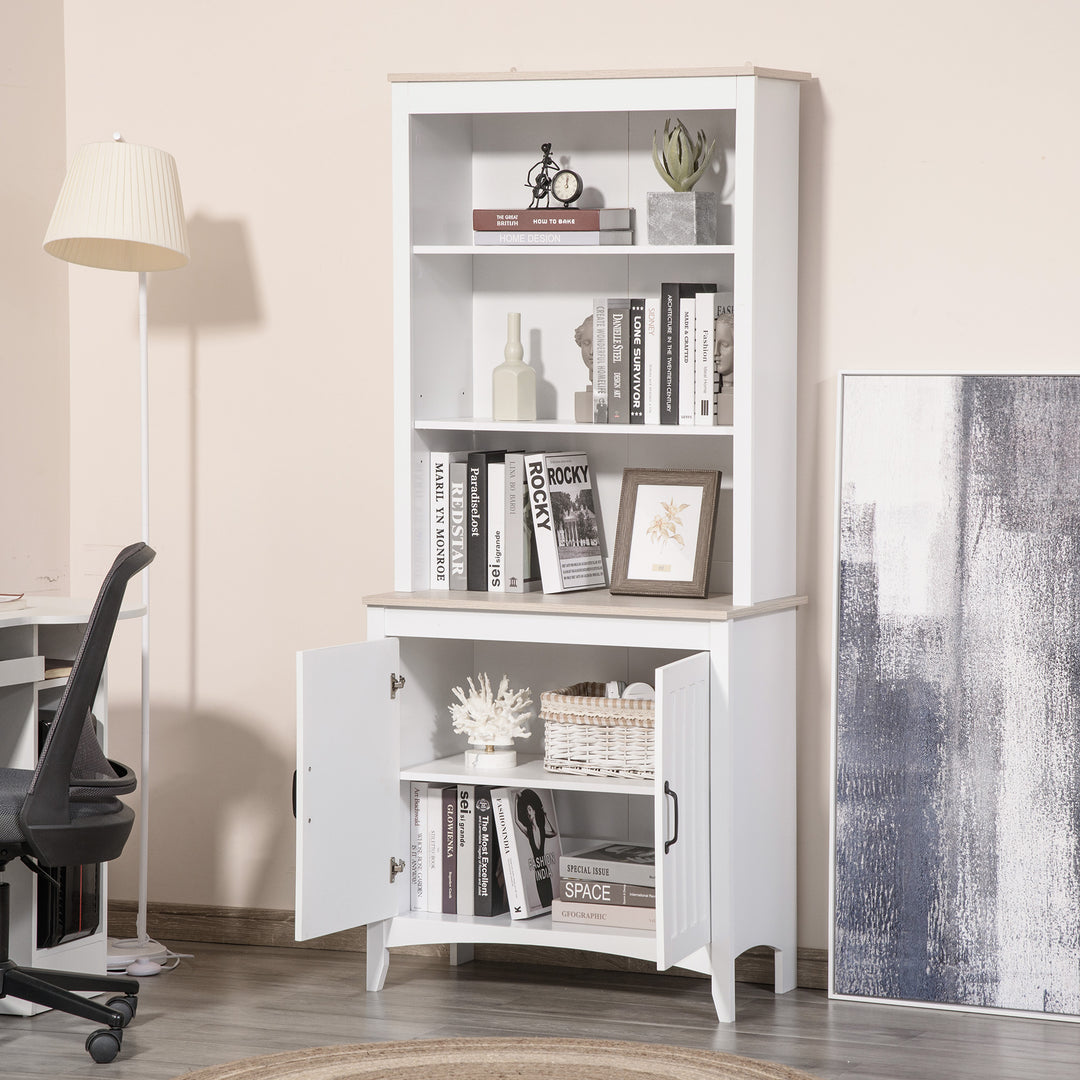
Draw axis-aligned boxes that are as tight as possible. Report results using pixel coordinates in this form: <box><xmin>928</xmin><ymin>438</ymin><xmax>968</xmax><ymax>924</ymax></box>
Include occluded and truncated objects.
<box><xmin>609</xmin><ymin>468</ymin><xmax>720</xmax><ymax>598</ymax></box>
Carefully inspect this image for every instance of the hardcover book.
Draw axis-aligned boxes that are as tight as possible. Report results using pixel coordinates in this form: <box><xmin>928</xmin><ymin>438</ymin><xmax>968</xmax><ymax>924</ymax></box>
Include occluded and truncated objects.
<box><xmin>643</xmin><ymin>296</ymin><xmax>661</xmax><ymax>425</ymax></box>
<box><xmin>487</xmin><ymin>456</ymin><xmax>505</xmax><ymax>592</ymax></box>
<box><xmin>456</xmin><ymin>784</ymin><xmax>475</xmax><ymax>917</ymax></box>
<box><xmin>694</xmin><ymin>289</ymin><xmax>718</xmax><ymax>425</ymax></box>
<box><xmin>678</xmin><ymin>284</ymin><xmax>715</xmax><ymax>424</ymax></box>
<box><xmin>592</xmin><ymin>297</ymin><xmax>608</xmax><ymax>423</ymax></box>
<box><xmin>607</xmin><ymin>298</ymin><xmax>631</xmax><ymax>424</ymax></box>
<box><xmin>491</xmin><ymin>787</ymin><xmax>563</xmax><ymax>919</ymax></box>
<box><xmin>659</xmin><ymin>283</ymin><xmax>680</xmax><ymax>425</ymax></box>
<box><xmin>410</xmin><ymin>781</ymin><xmax>427</xmax><ymax>912</ymax></box>
<box><xmin>628</xmin><ymin>298</ymin><xmax>646</xmax><ymax>424</ymax></box>
<box><xmin>467</xmin><ymin>451</ymin><xmax>502</xmax><ymax>591</ymax></box>
<box><xmin>550</xmin><ymin>899</ymin><xmax>657</xmax><ymax>930</ymax></box>
<box><xmin>448</xmin><ymin>460</ymin><xmax>468</xmax><ymax>591</ymax></box>
<box><xmin>472</xmin><ymin>208</ymin><xmax>632</xmax><ymax>231</ymax></box>
<box><xmin>522</xmin><ymin>451</ymin><xmax>606</xmax><ymax>593</ymax></box>
<box><xmin>429</xmin><ymin>452</ymin><xmax>450</xmax><ymax>589</ymax></box>
<box><xmin>711</xmin><ymin>291</ymin><xmax>735</xmax><ymax>422</ymax></box>
<box><xmin>559</xmin><ymin>843</ymin><xmax>656</xmax><ymax>888</ymax></box>
<box><xmin>473</xmin><ymin>786</ymin><xmax>510</xmax><ymax>917</ymax></box>
<box><xmin>441</xmin><ymin>784</ymin><xmax>457</xmax><ymax>914</ymax></box>
<box><xmin>425</xmin><ymin>785</ymin><xmax>443</xmax><ymax>912</ymax></box>
<box><xmin>472</xmin><ymin>229</ymin><xmax>632</xmax><ymax>246</ymax></box>
<box><xmin>503</xmin><ymin>451</ymin><xmax>542</xmax><ymax>593</ymax></box>
<box><xmin>560</xmin><ymin>878</ymin><xmax>656</xmax><ymax>907</ymax></box>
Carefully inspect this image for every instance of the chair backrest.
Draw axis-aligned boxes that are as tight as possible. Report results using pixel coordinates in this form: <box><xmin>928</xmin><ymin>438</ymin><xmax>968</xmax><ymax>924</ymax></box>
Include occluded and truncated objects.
<box><xmin>19</xmin><ymin>542</ymin><xmax>155</xmax><ymax>867</ymax></box>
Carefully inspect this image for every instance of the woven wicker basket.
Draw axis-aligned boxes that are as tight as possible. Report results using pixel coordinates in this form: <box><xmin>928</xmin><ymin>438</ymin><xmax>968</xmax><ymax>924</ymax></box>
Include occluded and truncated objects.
<box><xmin>540</xmin><ymin>681</ymin><xmax>655</xmax><ymax>779</ymax></box>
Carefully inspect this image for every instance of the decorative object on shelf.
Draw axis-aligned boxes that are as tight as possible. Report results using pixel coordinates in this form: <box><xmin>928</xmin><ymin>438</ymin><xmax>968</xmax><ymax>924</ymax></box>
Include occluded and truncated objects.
<box><xmin>450</xmin><ymin>673</ymin><xmax>533</xmax><ymax>769</ymax></box>
<box><xmin>610</xmin><ymin>468</ymin><xmax>720</xmax><ymax>598</ymax></box>
<box><xmin>491</xmin><ymin>312</ymin><xmax>537</xmax><ymax>421</ymax></box>
<box><xmin>541</xmin><ymin>682</ymin><xmax>656</xmax><ymax>779</ymax></box>
<box><xmin>648</xmin><ymin>118</ymin><xmax>718</xmax><ymax>245</ymax></box>
<box><xmin>524</xmin><ymin>142</ymin><xmax>583</xmax><ymax>208</ymax></box>
<box><xmin>573</xmin><ymin>313</ymin><xmax>594</xmax><ymax>422</ymax></box>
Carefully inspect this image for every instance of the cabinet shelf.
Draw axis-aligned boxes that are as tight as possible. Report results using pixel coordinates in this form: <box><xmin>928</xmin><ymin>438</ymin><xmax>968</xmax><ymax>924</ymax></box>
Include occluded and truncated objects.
<box><xmin>414</xmin><ymin>418</ymin><xmax>735</xmax><ymax>436</ymax></box>
<box><xmin>400</xmin><ymin>752</ymin><xmax>652</xmax><ymax>795</ymax></box>
<box><xmin>414</xmin><ymin>245</ymin><xmax>737</xmax><ymax>257</ymax></box>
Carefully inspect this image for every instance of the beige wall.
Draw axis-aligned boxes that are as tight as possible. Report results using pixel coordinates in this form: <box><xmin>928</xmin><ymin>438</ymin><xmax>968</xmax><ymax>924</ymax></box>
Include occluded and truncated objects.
<box><xmin>1</xmin><ymin>1</ymin><xmax>69</xmax><ymax>594</ymax></box>
<box><xmin>29</xmin><ymin>0</ymin><xmax>1080</xmax><ymax>951</ymax></box>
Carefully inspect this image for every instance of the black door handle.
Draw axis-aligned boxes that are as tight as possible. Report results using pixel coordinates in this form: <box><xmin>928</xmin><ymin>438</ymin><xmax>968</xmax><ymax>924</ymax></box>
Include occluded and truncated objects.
<box><xmin>664</xmin><ymin>780</ymin><xmax>679</xmax><ymax>853</ymax></box>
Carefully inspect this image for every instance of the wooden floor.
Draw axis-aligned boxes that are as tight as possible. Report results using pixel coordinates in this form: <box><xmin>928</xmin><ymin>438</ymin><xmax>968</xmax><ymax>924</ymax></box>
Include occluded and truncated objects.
<box><xmin>2</xmin><ymin>942</ymin><xmax>1078</xmax><ymax>1079</ymax></box>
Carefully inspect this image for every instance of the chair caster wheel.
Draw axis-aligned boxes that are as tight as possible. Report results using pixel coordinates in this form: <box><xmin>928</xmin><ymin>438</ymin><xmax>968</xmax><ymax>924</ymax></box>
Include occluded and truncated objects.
<box><xmin>106</xmin><ymin>994</ymin><xmax>138</xmax><ymax>1026</ymax></box>
<box><xmin>86</xmin><ymin>1028</ymin><xmax>122</xmax><ymax>1063</ymax></box>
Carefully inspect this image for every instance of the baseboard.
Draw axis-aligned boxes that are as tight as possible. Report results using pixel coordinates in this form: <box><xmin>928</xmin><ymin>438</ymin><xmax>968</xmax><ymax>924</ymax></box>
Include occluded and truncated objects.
<box><xmin>108</xmin><ymin>900</ymin><xmax>828</xmax><ymax>990</ymax></box>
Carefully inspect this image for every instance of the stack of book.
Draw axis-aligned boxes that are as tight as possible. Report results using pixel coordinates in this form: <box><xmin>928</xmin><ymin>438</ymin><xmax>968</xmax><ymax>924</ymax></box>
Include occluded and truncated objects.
<box><xmin>472</xmin><ymin>207</ymin><xmax>633</xmax><ymax>246</ymax></box>
<box><xmin>429</xmin><ymin>449</ymin><xmax>605</xmax><ymax>595</ymax></box>
<box><xmin>591</xmin><ymin>287</ymin><xmax>733</xmax><ymax>426</ymax></box>
<box><xmin>552</xmin><ymin>842</ymin><xmax>656</xmax><ymax>930</ymax></box>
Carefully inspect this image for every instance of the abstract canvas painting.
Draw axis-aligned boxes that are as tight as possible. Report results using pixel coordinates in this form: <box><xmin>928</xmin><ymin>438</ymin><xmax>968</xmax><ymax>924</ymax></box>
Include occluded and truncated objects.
<box><xmin>832</xmin><ymin>373</ymin><xmax>1080</xmax><ymax>1017</ymax></box>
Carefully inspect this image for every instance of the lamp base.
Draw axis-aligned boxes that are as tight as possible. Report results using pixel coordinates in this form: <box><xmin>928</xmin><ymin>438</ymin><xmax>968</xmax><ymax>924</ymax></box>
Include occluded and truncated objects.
<box><xmin>106</xmin><ymin>935</ymin><xmax>169</xmax><ymax>972</ymax></box>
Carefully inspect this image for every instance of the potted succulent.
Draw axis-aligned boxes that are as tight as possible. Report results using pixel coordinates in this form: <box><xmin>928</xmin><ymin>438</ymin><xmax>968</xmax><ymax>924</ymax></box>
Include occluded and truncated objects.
<box><xmin>647</xmin><ymin>118</ymin><xmax>718</xmax><ymax>245</ymax></box>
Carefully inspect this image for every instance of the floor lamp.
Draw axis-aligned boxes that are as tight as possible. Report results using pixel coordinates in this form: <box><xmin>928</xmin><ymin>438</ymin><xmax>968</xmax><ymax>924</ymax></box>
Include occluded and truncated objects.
<box><xmin>44</xmin><ymin>134</ymin><xmax>189</xmax><ymax>973</ymax></box>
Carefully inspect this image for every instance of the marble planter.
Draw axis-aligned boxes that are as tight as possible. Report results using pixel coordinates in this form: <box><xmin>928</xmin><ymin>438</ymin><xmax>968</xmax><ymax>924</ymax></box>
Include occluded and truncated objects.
<box><xmin>647</xmin><ymin>190</ymin><xmax>718</xmax><ymax>245</ymax></box>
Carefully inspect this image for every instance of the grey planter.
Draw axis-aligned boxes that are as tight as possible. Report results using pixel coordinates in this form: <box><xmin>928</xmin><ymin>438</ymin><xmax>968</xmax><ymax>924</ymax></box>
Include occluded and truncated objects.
<box><xmin>647</xmin><ymin>190</ymin><xmax>718</xmax><ymax>245</ymax></box>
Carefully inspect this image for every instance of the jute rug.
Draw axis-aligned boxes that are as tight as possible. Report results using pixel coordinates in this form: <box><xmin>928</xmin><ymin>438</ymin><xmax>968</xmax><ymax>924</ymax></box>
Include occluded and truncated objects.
<box><xmin>173</xmin><ymin>1037</ymin><xmax>822</xmax><ymax>1080</ymax></box>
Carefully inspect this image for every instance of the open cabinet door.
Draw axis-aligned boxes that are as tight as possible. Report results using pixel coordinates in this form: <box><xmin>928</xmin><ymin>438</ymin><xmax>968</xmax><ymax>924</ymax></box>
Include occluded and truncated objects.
<box><xmin>296</xmin><ymin>639</ymin><xmax>402</xmax><ymax>940</ymax></box>
<box><xmin>654</xmin><ymin>651</ymin><xmax>711</xmax><ymax>971</ymax></box>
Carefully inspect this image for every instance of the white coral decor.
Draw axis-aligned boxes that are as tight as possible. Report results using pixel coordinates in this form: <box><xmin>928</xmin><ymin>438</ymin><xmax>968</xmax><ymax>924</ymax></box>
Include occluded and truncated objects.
<box><xmin>449</xmin><ymin>673</ymin><xmax>532</xmax><ymax>747</ymax></box>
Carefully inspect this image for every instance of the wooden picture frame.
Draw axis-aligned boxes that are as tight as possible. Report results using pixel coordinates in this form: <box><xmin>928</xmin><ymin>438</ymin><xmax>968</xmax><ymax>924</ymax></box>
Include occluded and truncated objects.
<box><xmin>609</xmin><ymin>468</ymin><xmax>720</xmax><ymax>598</ymax></box>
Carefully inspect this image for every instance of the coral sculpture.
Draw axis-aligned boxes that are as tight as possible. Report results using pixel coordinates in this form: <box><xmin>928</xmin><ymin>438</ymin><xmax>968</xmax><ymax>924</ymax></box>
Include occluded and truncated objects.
<box><xmin>651</xmin><ymin>118</ymin><xmax>716</xmax><ymax>192</ymax></box>
<box><xmin>449</xmin><ymin>673</ymin><xmax>532</xmax><ymax>748</ymax></box>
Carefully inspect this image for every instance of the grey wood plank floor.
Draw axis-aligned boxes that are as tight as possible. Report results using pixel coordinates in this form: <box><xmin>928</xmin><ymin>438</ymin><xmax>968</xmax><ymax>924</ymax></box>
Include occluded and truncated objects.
<box><xmin>1</xmin><ymin>942</ymin><xmax>1077</xmax><ymax>1079</ymax></box>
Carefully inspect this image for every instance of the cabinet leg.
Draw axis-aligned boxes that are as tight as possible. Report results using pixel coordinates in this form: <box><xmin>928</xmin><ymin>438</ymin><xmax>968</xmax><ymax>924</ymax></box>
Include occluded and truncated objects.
<box><xmin>449</xmin><ymin>943</ymin><xmax>474</xmax><ymax>967</ymax></box>
<box><xmin>709</xmin><ymin>943</ymin><xmax>736</xmax><ymax>1023</ymax></box>
<box><xmin>365</xmin><ymin>919</ymin><xmax>391</xmax><ymax>991</ymax></box>
<box><xmin>773</xmin><ymin>942</ymin><xmax>797</xmax><ymax>995</ymax></box>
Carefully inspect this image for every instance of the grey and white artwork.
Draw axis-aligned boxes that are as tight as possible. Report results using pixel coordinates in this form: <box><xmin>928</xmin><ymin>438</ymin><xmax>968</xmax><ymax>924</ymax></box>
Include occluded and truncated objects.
<box><xmin>833</xmin><ymin>373</ymin><xmax>1080</xmax><ymax>1017</ymax></box>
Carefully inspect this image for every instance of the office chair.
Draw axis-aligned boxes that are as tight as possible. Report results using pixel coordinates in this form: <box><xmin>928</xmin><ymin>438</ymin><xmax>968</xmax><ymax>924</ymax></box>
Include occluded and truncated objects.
<box><xmin>0</xmin><ymin>541</ymin><xmax>155</xmax><ymax>1063</ymax></box>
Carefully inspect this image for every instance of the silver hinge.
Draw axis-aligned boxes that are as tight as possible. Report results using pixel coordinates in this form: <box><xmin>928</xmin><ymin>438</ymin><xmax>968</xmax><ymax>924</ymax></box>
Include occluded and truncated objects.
<box><xmin>389</xmin><ymin>856</ymin><xmax>406</xmax><ymax>882</ymax></box>
<box><xmin>390</xmin><ymin>673</ymin><xmax>406</xmax><ymax>699</ymax></box>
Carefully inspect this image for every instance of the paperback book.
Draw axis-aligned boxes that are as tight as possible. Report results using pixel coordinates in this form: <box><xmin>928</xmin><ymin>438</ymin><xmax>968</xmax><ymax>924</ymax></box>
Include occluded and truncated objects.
<box><xmin>592</xmin><ymin>297</ymin><xmax>608</xmax><ymax>423</ymax></box>
<box><xmin>491</xmin><ymin>787</ymin><xmax>563</xmax><ymax>919</ymax></box>
<box><xmin>559</xmin><ymin>843</ymin><xmax>656</xmax><ymax>888</ymax></box>
<box><xmin>472</xmin><ymin>229</ymin><xmax>632</xmax><ymax>246</ymax></box>
<box><xmin>474</xmin><ymin>786</ymin><xmax>510</xmax><ymax>917</ymax></box>
<box><xmin>607</xmin><ymin>298</ymin><xmax>631</xmax><ymax>424</ymax></box>
<box><xmin>522</xmin><ymin>450</ymin><xmax>606</xmax><ymax>593</ymax></box>
<box><xmin>643</xmin><ymin>296</ymin><xmax>661</xmax><ymax>425</ymax></box>
<box><xmin>448</xmin><ymin>459</ymin><xmax>468</xmax><ymax>590</ymax></box>
<box><xmin>472</xmin><ymin>208</ymin><xmax>632</xmax><ymax>231</ymax></box>
<box><xmin>409</xmin><ymin>781</ymin><xmax>427</xmax><ymax>911</ymax></box>
<box><xmin>503</xmin><ymin>451</ymin><xmax>542</xmax><ymax>593</ymax></box>
<box><xmin>456</xmin><ymin>784</ymin><xmax>476</xmax><ymax>917</ymax></box>
<box><xmin>659</xmin><ymin>283</ymin><xmax>680</xmax><ymax>424</ymax></box>
<box><xmin>628</xmin><ymin>297</ymin><xmax>646</xmax><ymax>424</ymax></box>
<box><xmin>550</xmin><ymin>899</ymin><xmax>657</xmax><ymax>930</ymax></box>
<box><xmin>560</xmin><ymin>878</ymin><xmax>656</xmax><ymax>907</ymax></box>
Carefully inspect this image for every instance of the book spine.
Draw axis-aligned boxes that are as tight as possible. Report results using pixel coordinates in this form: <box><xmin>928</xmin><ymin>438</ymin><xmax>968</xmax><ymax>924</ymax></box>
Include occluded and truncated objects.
<box><xmin>448</xmin><ymin>460</ymin><xmax>468</xmax><ymax>590</ymax></box>
<box><xmin>694</xmin><ymin>289</ymin><xmax>716</xmax><ymax>426</ymax></box>
<box><xmin>472</xmin><ymin>208</ymin><xmax>630</xmax><ymax>230</ymax></box>
<box><xmin>712</xmin><ymin>291</ymin><xmax>735</xmax><ymax>419</ymax></box>
<box><xmin>550</xmin><ymin>900</ymin><xmax>657</xmax><ymax>930</ymax></box>
<box><xmin>503</xmin><ymin>452</ymin><xmax>540</xmax><ymax>593</ymax></box>
<box><xmin>441</xmin><ymin>784</ymin><xmax>457</xmax><ymax>915</ymax></box>
<box><xmin>677</xmin><ymin>284</ymin><xmax>698</xmax><ymax>424</ymax></box>
<box><xmin>592</xmin><ymin>297</ymin><xmax>608</xmax><ymax>423</ymax></box>
<box><xmin>607</xmin><ymin>298</ymin><xmax>630</xmax><ymax>424</ymax></box>
<box><xmin>643</xmin><ymin>297</ymin><xmax>661</xmax><ymax>425</ymax></box>
<box><xmin>473</xmin><ymin>786</ymin><xmax>503</xmax><ymax>917</ymax></box>
<box><xmin>472</xmin><ymin>230</ymin><xmax>631</xmax><ymax>246</ymax></box>
<box><xmin>456</xmin><ymin>784</ymin><xmax>475</xmax><ymax>917</ymax></box>
<box><xmin>523</xmin><ymin>451</ymin><xmax>561</xmax><ymax>593</ymax></box>
<box><xmin>487</xmin><ymin>458</ymin><xmax>505</xmax><ymax>592</ymax></box>
<box><xmin>425</xmin><ymin>786</ymin><xmax>443</xmax><ymax>911</ymax></box>
<box><xmin>466</xmin><ymin>452</ymin><xmax>488</xmax><ymax>591</ymax></box>
<box><xmin>628</xmin><ymin>298</ymin><xmax>646</xmax><ymax>424</ymax></box>
<box><xmin>410</xmin><ymin>781</ymin><xmax>427</xmax><ymax>912</ymax></box>
<box><xmin>560</xmin><ymin>878</ymin><xmax>656</xmax><ymax>907</ymax></box>
<box><xmin>490</xmin><ymin>788</ymin><xmax>529</xmax><ymax>919</ymax></box>
<box><xmin>557</xmin><ymin>857</ymin><xmax>657</xmax><ymax>888</ymax></box>
<box><xmin>660</xmin><ymin>283</ymin><xmax>679</xmax><ymax>425</ymax></box>
<box><xmin>429</xmin><ymin>452</ymin><xmax>450</xmax><ymax>589</ymax></box>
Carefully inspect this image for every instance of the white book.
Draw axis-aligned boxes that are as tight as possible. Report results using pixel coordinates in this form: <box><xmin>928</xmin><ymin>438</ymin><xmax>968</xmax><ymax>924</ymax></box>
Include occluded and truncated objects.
<box><xmin>425</xmin><ymin>785</ymin><xmax>443</xmax><ymax>912</ymax></box>
<box><xmin>456</xmin><ymin>784</ymin><xmax>476</xmax><ymax>917</ymax></box>
<box><xmin>491</xmin><ymin>787</ymin><xmax>563</xmax><ymax>919</ymax></box>
<box><xmin>550</xmin><ymin>899</ymin><xmax>657</xmax><ymax>930</ymax></box>
<box><xmin>487</xmin><ymin>458</ymin><xmax>505</xmax><ymax>592</ymax></box>
<box><xmin>694</xmin><ymin>290</ymin><xmax>717</xmax><ymax>426</ymax></box>
<box><xmin>504</xmin><ymin>452</ymin><xmax>542</xmax><ymax>593</ymax></box>
<box><xmin>429</xmin><ymin>452</ymin><xmax>451</xmax><ymax>589</ymax></box>
<box><xmin>592</xmin><ymin>297</ymin><xmax>608</xmax><ymax>423</ymax></box>
<box><xmin>410</xmin><ymin>781</ymin><xmax>427</xmax><ymax>912</ymax></box>
<box><xmin>643</xmin><ymin>296</ymin><xmax>661</xmax><ymax>425</ymax></box>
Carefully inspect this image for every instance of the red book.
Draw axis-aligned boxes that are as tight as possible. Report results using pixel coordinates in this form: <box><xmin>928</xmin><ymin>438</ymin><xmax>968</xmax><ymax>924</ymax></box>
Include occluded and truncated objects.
<box><xmin>472</xmin><ymin>207</ymin><xmax>632</xmax><ymax>231</ymax></box>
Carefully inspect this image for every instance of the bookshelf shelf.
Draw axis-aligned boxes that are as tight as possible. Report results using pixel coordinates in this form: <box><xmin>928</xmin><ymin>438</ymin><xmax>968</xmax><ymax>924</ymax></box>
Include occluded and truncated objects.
<box><xmin>295</xmin><ymin>68</ymin><xmax>803</xmax><ymax>1026</ymax></box>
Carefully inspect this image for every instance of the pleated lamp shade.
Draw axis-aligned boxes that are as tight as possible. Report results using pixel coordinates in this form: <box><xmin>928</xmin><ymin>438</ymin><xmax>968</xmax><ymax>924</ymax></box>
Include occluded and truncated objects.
<box><xmin>44</xmin><ymin>140</ymin><xmax>189</xmax><ymax>272</ymax></box>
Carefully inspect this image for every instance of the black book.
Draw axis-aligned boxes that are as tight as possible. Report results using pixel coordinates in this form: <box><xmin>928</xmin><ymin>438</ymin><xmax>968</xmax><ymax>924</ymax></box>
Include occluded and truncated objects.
<box><xmin>466</xmin><ymin>451</ymin><xmax>491</xmax><ymax>591</ymax></box>
<box><xmin>473</xmin><ymin>786</ymin><xmax>509</xmax><ymax>917</ymax></box>
<box><xmin>628</xmin><ymin>297</ymin><xmax>646</xmax><ymax>424</ymax></box>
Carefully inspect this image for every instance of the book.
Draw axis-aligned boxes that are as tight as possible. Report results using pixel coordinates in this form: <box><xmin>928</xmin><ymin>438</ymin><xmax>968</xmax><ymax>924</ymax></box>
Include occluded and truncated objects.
<box><xmin>628</xmin><ymin>298</ymin><xmax>646</xmax><ymax>424</ymax></box>
<box><xmin>410</xmin><ymin>781</ymin><xmax>427</xmax><ymax>912</ymax></box>
<box><xmin>503</xmin><ymin>451</ymin><xmax>542</xmax><ymax>594</ymax></box>
<box><xmin>429</xmin><ymin>452</ymin><xmax>451</xmax><ymax>589</ymax></box>
<box><xmin>678</xmin><ymin>284</ymin><xmax>715</xmax><ymax>424</ymax></box>
<box><xmin>441</xmin><ymin>784</ymin><xmax>457</xmax><ymax>914</ymax></box>
<box><xmin>425</xmin><ymin>785</ymin><xmax>443</xmax><ymax>912</ymax></box>
<box><xmin>522</xmin><ymin>450</ymin><xmax>606</xmax><ymax>593</ymax></box>
<box><xmin>559</xmin><ymin>843</ymin><xmax>656</xmax><ymax>888</ymax></box>
<box><xmin>606</xmin><ymin>298</ymin><xmax>631</xmax><ymax>424</ymax></box>
<box><xmin>466</xmin><ymin>451</ymin><xmax>498</xmax><ymax>591</ymax></box>
<box><xmin>472</xmin><ymin>207</ymin><xmax>632</xmax><ymax>231</ymax></box>
<box><xmin>659</xmin><ymin>283</ymin><xmax>680</xmax><ymax>425</ymax></box>
<box><xmin>550</xmin><ymin>899</ymin><xmax>657</xmax><ymax>930</ymax></box>
<box><xmin>560</xmin><ymin>878</ymin><xmax>656</xmax><ymax>907</ymax></box>
<box><xmin>456</xmin><ymin>784</ymin><xmax>475</xmax><ymax>917</ymax></box>
<box><xmin>693</xmin><ymin>286</ymin><xmax>722</xmax><ymax>425</ymax></box>
<box><xmin>473</xmin><ymin>786</ymin><xmax>510</xmax><ymax>917</ymax></box>
<box><xmin>491</xmin><ymin>787</ymin><xmax>563</xmax><ymax>919</ymax></box>
<box><xmin>448</xmin><ymin>460</ymin><xmax>469</xmax><ymax>590</ymax></box>
<box><xmin>643</xmin><ymin>296</ymin><xmax>661</xmax><ymax>425</ymax></box>
<box><xmin>592</xmin><ymin>297</ymin><xmax>608</xmax><ymax>423</ymax></box>
<box><xmin>472</xmin><ymin>229</ymin><xmax>632</xmax><ymax>246</ymax></box>
<box><xmin>487</xmin><ymin>456</ymin><xmax>505</xmax><ymax>592</ymax></box>
<box><xmin>711</xmin><ymin>291</ymin><xmax>735</xmax><ymax>420</ymax></box>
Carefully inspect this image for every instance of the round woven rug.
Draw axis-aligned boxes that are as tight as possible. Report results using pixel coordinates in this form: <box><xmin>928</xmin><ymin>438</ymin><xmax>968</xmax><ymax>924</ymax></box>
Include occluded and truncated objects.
<box><xmin>174</xmin><ymin>1037</ymin><xmax>821</xmax><ymax>1080</ymax></box>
